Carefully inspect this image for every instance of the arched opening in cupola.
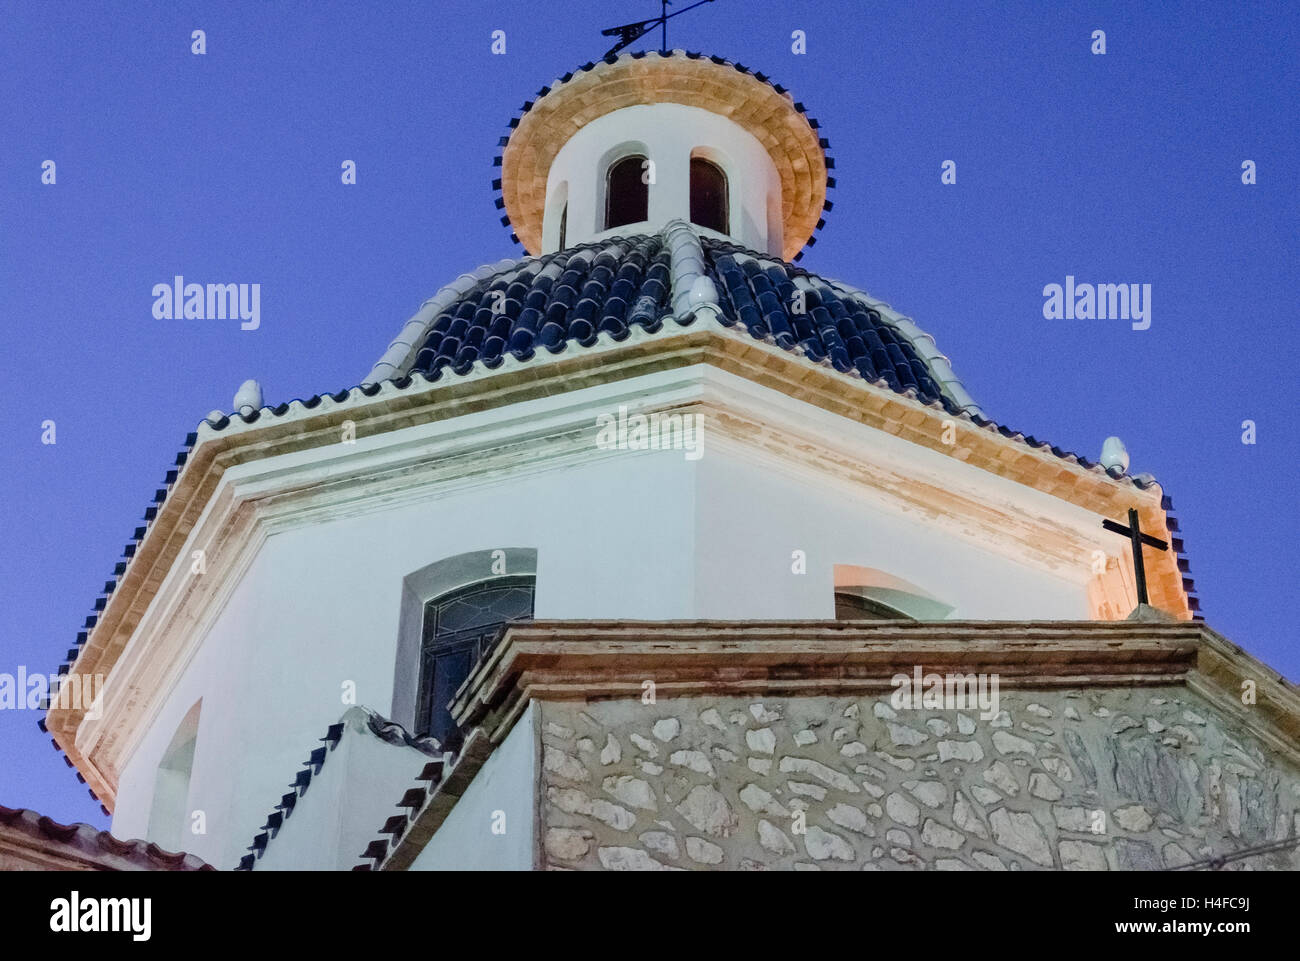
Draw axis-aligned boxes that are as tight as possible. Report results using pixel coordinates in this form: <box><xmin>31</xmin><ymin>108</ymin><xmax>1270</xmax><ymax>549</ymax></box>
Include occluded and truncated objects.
<box><xmin>605</xmin><ymin>154</ymin><xmax>649</xmax><ymax>229</ymax></box>
<box><xmin>545</xmin><ymin>180</ymin><xmax>569</xmax><ymax>252</ymax></box>
<box><xmin>689</xmin><ymin>154</ymin><xmax>729</xmax><ymax>234</ymax></box>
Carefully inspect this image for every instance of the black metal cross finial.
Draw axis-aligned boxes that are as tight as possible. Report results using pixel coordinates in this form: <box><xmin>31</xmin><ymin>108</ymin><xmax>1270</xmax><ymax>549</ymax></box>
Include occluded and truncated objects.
<box><xmin>1102</xmin><ymin>508</ymin><xmax>1169</xmax><ymax>606</ymax></box>
<box><xmin>600</xmin><ymin>0</ymin><xmax>716</xmax><ymax>58</ymax></box>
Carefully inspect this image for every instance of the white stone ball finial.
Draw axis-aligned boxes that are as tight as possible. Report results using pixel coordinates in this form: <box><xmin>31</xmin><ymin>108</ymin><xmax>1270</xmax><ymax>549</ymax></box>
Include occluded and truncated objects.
<box><xmin>1099</xmin><ymin>436</ymin><xmax>1129</xmax><ymax>473</ymax></box>
<box><xmin>234</xmin><ymin>379</ymin><xmax>263</xmax><ymax>417</ymax></box>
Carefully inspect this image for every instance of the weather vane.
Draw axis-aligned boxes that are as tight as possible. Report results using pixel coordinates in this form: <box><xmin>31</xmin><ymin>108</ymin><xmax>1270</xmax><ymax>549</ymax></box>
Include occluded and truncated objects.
<box><xmin>600</xmin><ymin>0</ymin><xmax>717</xmax><ymax>58</ymax></box>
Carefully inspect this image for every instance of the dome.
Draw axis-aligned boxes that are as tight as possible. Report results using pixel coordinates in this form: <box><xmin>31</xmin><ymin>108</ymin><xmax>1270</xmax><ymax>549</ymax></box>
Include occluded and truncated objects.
<box><xmin>364</xmin><ymin>220</ymin><xmax>981</xmax><ymax>417</ymax></box>
<box><xmin>364</xmin><ymin>50</ymin><xmax>978</xmax><ymax>421</ymax></box>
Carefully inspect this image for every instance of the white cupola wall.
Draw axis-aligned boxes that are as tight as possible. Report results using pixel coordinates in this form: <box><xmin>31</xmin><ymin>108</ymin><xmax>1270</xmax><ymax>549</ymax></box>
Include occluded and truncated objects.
<box><xmin>541</xmin><ymin>102</ymin><xmax>784</xmax><ymax>255</ymax></box>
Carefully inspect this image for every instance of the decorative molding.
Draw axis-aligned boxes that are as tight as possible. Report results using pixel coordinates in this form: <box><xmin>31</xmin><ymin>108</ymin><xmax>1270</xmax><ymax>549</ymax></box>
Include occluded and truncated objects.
<box><xmin>453</xmin><ymin>620</ymin><xmax>1300</xmax><ymax>768</ymax></box>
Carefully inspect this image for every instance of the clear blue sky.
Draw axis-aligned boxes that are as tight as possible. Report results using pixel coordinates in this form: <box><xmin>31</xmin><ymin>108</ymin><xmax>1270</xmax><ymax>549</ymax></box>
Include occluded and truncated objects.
<box><xmin>2</xmin><ymin>0</ymin><xmax>1297</xmax><ymax>829</ymax></box>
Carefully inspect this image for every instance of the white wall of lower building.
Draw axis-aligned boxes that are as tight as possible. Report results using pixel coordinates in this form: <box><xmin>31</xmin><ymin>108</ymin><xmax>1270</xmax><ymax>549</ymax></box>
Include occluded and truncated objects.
<box><xmin>409</xmin><ymin>701</ymin><xmax>538</xmax><ymax>871</ymax></box>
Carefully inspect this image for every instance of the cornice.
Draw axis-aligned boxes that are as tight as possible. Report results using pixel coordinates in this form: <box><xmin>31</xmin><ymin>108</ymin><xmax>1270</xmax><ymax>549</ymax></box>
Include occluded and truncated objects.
<box><xmin>453</xmin><ymin>620</ymin><xmax>1300</xmax><ymax>769</ymax></box>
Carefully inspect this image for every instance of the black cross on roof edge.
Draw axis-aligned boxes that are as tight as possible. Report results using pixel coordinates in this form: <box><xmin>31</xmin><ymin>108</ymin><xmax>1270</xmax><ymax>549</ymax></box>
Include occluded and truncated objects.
<box><xmin>1103</xmin><ymin>507</ymin><xmax>1169</xmax><ymax>607</ymax></box>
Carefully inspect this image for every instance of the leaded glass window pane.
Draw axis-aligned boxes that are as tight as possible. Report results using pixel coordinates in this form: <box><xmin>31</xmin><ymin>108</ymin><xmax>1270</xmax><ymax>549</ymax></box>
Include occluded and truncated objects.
<box><xmin>834</xmin><ymin>590</ymin><xmax>910</xmax><ymax>621</ymax></box>
<box><xmin>416</xmin><ymin>577</ymin><xmax>534</xmax><ymax>745</ymax></box>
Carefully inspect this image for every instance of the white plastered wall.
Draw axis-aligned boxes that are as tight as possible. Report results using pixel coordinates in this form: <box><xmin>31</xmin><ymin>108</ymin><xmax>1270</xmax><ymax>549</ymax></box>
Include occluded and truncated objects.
<box><xmin>409</xmin><ymin>701</ymin><xmax>539</xmax><ymax>871</ymax></box>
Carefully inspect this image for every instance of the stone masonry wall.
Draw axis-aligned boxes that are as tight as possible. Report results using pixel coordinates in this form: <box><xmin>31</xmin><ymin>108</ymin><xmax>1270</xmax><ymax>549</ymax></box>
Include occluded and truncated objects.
<box><xmin>538</xmin><ymin>687</ymin><xmax>1300</xmax><ymax>870</ymax></box>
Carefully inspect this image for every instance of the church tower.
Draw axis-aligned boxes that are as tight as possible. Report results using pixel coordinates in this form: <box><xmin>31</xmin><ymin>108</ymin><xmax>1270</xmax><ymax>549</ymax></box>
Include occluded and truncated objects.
<box><xmin>42</xmin><ymin>49</ymin><xmax>1300</xmax><ymax>873</ymax></box>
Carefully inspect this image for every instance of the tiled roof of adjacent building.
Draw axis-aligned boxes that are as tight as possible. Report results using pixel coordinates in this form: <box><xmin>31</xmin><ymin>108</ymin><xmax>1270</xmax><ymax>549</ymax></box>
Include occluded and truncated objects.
<box><xmin>0</xmin><ymin>804</ymin><xmax>213</xmax><ymax>871</ymax></box>
<box><xmin>235</xmin><ymin>708</ymin><xmax>445</xmax><ymax>871</ymax></box>
<box><xmin>354</xmin><ymin>727</ymin><xmax>489</xmax><ymax>871</ymax></box>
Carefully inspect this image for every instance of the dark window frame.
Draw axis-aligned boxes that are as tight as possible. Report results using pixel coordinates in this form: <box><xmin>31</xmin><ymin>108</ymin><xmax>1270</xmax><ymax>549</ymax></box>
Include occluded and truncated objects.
<box><xmin>415</xmin><ymin>576</ymin><xmax>535</xmax><ymax>746</ymax></box>
<box><xmin>833</xmin><ymin>590</ymin><xmax>913</xmax><ymax>621</ymax></box>
<box><xmin>605</xmin><ymin>154</ymin><xmax>649</xmax><ymax>229</ymax></box>
<box><xmin>689</xmin><ymin>156</ymin><xmax>729</xmax><ymax>234</ymax></box>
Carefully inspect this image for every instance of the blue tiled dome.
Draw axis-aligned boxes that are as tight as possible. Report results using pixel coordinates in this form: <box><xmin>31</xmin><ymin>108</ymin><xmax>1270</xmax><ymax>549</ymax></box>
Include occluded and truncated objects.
<box><xmin>401</xmin><ymin>232</ymin><xmax>951</xmax><ymax>409</ymax></box>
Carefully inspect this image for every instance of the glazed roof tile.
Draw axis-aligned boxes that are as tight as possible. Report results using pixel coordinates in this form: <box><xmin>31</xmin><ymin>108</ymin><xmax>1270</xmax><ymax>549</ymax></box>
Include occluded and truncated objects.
<box><xmin>365</xmin><ymin>222</ymin><xmax>979</xmax><ymax>416</ymax></box>
<box><xmin>395</xmin><ymin>233</ymin><xmax>953</xmax><ymax>409</ymax></box>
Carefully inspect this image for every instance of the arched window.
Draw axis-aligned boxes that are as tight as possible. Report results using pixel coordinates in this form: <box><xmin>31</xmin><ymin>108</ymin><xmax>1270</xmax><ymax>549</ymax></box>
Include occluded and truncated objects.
<box><xmin>559</xmin><ymin>202</ymin><xmax>567</xmax><ymax>249</ymax></box>
<box><xmin>690</xmin><ymin>156</ymin><xmax>729</xmax><ymax>234</ymax></box>
<box><xmin>605</xmin><ymin>155</ymin><xmax>649</xmax><ymax>229</ymax></box>
<box><xmin>834</xmin><ymin>590</ymin><xmax>913</xmax><ymax>620</ymax></box>
<box><xmin>416</xmin><ymin>576</ymin><xmax>534</xmax><ymax>746</ymax></box>
<box><xmin>147</xmin><ymin>699</ymin><xmax>200</xmax><ymax>852</ymax></box>
<box><xmin>833</xmin><ymin>565</ymin><xmax>954</xmax><ymax>621</ymax></box>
